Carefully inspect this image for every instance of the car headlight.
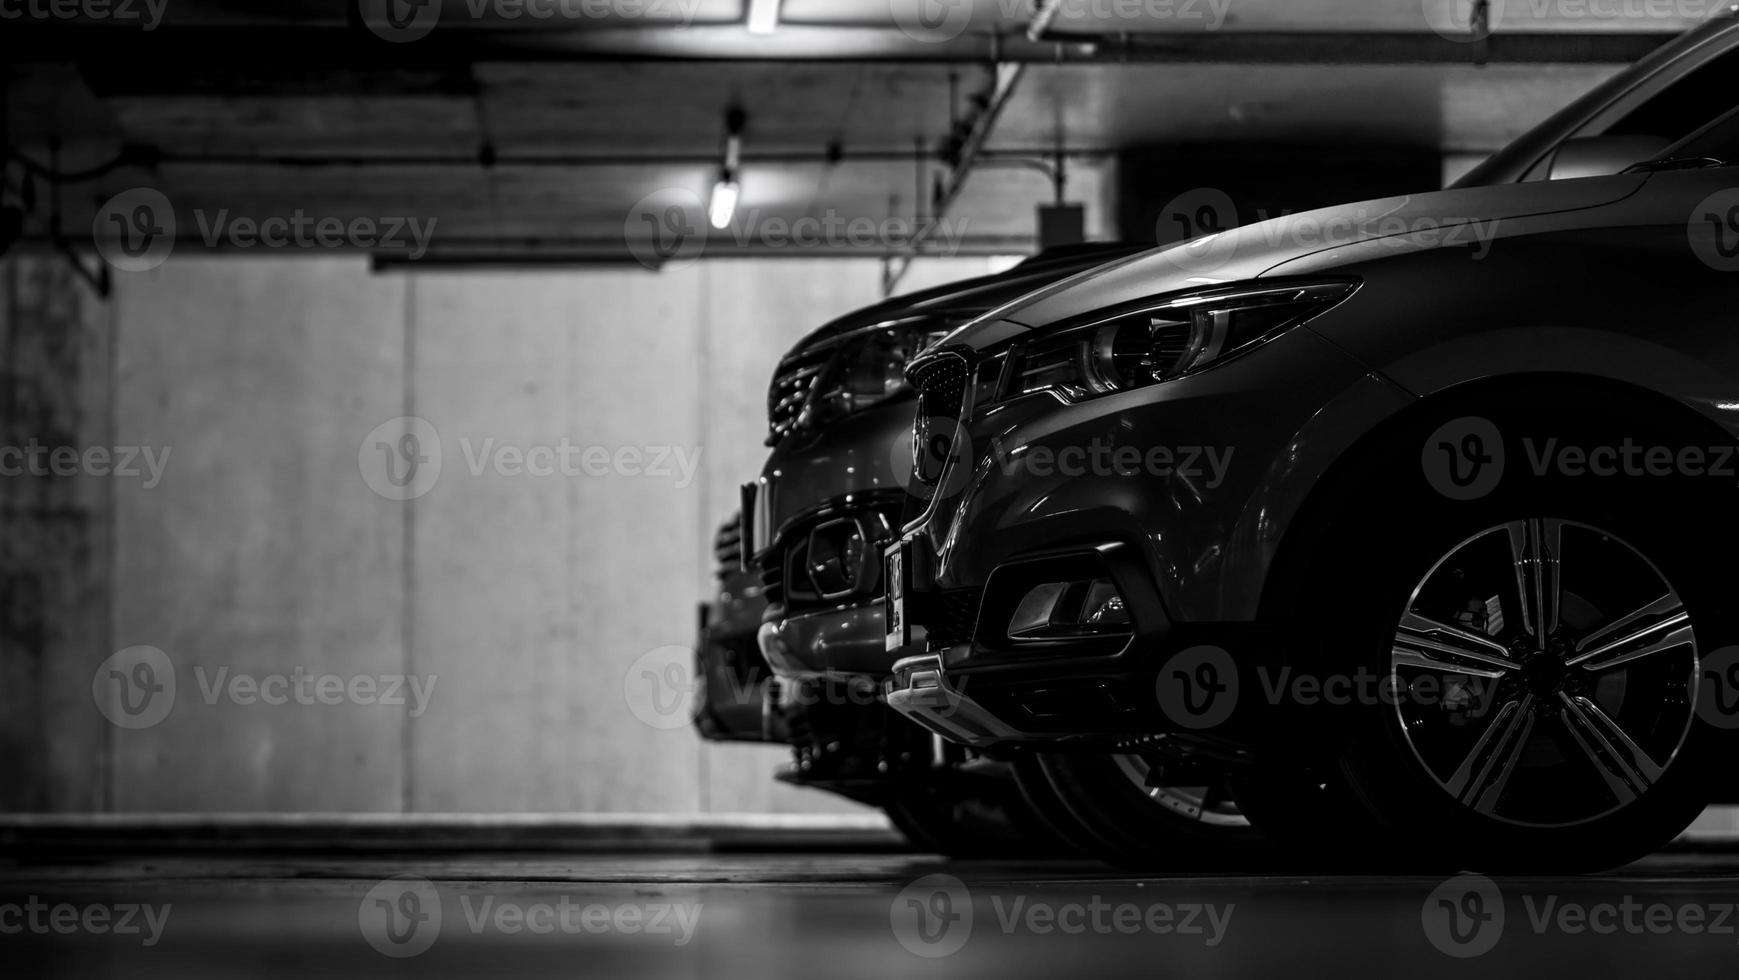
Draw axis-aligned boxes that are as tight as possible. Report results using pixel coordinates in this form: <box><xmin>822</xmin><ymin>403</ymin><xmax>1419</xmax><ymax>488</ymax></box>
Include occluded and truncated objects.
<box><xmin>809</xmin><ymin>322</ymin><xmax>949</xmax><ymax>422</ymax></box>
<box><xmin>1003</xmin><ymin>279</ymin><xmax>1359</xmax><ymax>403</ymax></box>
<box><xmin>768</xmin><ymin>318</ymin><xmax>955</xmax><ymax>444</ymax></box>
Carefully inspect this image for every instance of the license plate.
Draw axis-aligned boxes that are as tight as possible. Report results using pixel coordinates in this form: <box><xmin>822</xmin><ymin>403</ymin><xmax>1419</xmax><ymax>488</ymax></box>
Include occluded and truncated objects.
<box><xmin>738</xmin><ymin>482</ymin><xmax>757</xmax><ymax>571</ymax></box>
<box><xmin>884</xmin><ymin>542</ymin><xmax>908</xmax><ymax>653</ymax></box>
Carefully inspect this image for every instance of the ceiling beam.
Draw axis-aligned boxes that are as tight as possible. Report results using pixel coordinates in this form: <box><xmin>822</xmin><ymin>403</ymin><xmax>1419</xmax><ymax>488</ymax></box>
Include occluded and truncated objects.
<box><xmin>5</xmin><ymin>25</ymin><xmax>1673</xmax><ymax>67</ymax></box>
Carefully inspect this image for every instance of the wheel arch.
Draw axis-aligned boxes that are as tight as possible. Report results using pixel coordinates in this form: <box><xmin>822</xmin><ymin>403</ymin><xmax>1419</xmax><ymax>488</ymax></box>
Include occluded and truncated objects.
<box><xmin>1255</xmin><ymin>371</ymin><xmax>1739</xmax><ymax>626</ymax></box>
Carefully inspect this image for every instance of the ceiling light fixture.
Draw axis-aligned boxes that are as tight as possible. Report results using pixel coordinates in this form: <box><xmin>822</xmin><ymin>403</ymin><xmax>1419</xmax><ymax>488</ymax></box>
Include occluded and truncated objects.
<box><xmin>710</xmin><ymin>107</ymin><xmax>747</xmax><ymax>230</ymax></box>
<box><xmin>746</xmin><ymin>0</ymin><xmax>780</xmax><ymax>35</ymax></box>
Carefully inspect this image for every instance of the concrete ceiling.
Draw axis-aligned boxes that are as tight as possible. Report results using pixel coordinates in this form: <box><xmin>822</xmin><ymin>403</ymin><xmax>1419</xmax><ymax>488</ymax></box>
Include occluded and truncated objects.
<box><xmin>0</xmin><ymin>0</ymin><xmax>1698</xmax><ymax>267</ymax></box>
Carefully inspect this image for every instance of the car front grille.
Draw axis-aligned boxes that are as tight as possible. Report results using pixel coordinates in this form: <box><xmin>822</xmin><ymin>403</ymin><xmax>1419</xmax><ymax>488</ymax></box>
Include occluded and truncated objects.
<box><xmin>759</xmin><ymin>557</ymin><xmax>785</xmax><ymax>608</ymax></box>
<box><xmin>765</xmin><ymin>346</ymin><xmax>833</xmax><ymax>445</ymax></box>
<box><xmin>925</xmin><ymin>588</ymin><xmax>983</xmax><ymax>648</ymax></box>
<box><xmin>907</xmin><ymin>350</ymin><xmax>971</xmax><ymax>487</ymax></box>
<box><xmin>712</xmin><ymin>514</ymin><xmax>743</xmax><ymax>576</ymax></box>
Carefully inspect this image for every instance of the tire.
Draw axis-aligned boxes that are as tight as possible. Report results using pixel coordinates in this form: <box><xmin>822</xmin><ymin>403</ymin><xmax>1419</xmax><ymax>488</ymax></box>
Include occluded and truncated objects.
<box><xmin>1276</xmin><ymin>387</ymin><xmax>1739</xmax><ymax>873</ymax></box>
<box><xmin>1025</xmin><ymin>750</ymin><xmax>1271</xmax><ymax>871</ymax></box>
<box><xmin>1008</xmin><ymin>753</ymin><xmax>1095</xmax><ymax>857</ymax></box>
<box><xmin>883</xmin><ymin>769</ymin><xmax>1077</xmax><ymax>859</ymax></box>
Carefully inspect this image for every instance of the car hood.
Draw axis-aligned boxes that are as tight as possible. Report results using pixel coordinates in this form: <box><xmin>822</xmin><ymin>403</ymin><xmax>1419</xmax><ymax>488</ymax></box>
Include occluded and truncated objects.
<box><xmin>782</xmin><ymin>243</ymin><xmax>1146</xmax><ymax>358</ymax></box>
<box><xmin>943</xmin><ymin>175</ymin><xmax>1648</xmax><ymax>349</ymax></box>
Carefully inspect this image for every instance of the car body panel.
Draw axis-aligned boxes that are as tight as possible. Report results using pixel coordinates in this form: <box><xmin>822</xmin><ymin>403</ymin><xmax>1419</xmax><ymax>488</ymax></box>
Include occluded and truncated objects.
<box><xmin>968</xmin><ymin>176</ymin><xmax>1647</xmax><ymax>338</ymax></box>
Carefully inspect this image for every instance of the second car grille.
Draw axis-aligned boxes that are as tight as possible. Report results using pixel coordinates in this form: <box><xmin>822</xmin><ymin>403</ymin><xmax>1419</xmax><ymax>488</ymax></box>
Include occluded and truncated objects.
<box><xmin>712</xmin><ymin>513</ymin><xmax>743</xmax><ymax>576</ymax></box>
<box><xmin>758</xmin><ymin>499</ymin><xmax>902</xmax><ymax>614</ymax></box>
<box><xmin>765</xmin><ymin>345</ymin><xmax>833</xmax><ymax>445</ymax></box>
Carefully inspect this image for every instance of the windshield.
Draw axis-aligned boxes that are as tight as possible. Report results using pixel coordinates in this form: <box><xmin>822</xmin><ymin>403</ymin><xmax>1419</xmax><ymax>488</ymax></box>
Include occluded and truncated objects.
<box><xmin>1453</xmin><ymin>17</ymin><xmax>1739</xmax><ymax>188</ymax></box>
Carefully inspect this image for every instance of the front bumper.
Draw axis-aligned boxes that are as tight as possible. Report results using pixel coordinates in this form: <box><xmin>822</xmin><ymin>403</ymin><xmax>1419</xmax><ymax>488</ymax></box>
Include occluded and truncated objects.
<box><xmin>884</xmin><ymin>653</ymin><xmax>1026</xmax><ymax>746</ymax></box>
<box><xmin>883</xmin><ymin>327</ymin><xmax>1405</xmax><ymax>748</ymax></box>
<box><xmin>758</xmin><ymin>600</ymin><xmax>890</xmax><ymax>678</ymax></box>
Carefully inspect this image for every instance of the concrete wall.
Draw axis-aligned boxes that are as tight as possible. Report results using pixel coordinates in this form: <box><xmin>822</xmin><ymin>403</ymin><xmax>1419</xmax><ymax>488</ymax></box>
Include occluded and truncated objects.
<box><xmin>1</xmin><ymin>252</ymin><xmax>1000</xmax><ymax>814</ymax></box>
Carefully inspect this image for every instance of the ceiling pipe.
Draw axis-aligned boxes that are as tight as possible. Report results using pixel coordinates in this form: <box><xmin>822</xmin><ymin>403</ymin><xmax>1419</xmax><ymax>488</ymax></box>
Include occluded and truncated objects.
<box><xmin>883</xmin><ymin>60</ymin><xmax>1026</xmax><ymax>295</ymax></box>
<box><xmin>138</xmin><ymin>148</ymin><xmax>1111</xmax><ymax>170</ymax></box>
<box><xmin>1025</xmin><ymin>0</ymin><xmax>1068</xmax><ymax>42</ymax></box>
<box><xmin>11</xmin><ymin>25</ymin><xmax>1671</xmax><ymax>67</ymax></box>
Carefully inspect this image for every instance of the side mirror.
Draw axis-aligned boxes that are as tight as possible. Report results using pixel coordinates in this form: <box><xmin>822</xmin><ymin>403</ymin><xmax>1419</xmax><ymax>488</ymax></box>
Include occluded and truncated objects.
<box><xmin>1547</xmin><ymin>134</ymin><xmax>1672</xmax><ymax>180</ymax></box>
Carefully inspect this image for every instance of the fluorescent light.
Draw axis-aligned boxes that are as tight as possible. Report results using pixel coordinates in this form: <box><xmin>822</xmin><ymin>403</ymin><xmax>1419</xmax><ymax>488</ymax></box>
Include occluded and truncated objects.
<box><xmin>709</xmin><ymin>178</ymin><xmax>740</xmax><ymax>230</ymax></box>
<box><xmin>746</xmin><ymin>0</ymin><xmax>780</xmax><ymax>34</ymax></box>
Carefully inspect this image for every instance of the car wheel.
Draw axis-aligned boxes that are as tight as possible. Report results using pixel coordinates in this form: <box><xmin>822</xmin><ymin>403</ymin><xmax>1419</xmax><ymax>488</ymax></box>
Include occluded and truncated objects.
<box><xmin>1278</xmin><ymin>391</ymin><xmax>1739</xmax><ymax>872</ymax></box>
<box><xmin>1337</xmin><ymin>517</ymin><xmax>1714</xmax><ymax>871</ymax></box>
<box><xmin>1024</xmin><ymin>751</ymin><xmax>1271</xmax><ymax>870</ymax></box>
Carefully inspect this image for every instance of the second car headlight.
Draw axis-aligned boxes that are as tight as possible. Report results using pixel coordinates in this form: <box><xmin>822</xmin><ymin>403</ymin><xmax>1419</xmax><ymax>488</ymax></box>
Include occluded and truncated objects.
<box><xmin>1004</xmin><ymin>278</ymin><xmax>1359</xmax><ymax>403</ymax></box>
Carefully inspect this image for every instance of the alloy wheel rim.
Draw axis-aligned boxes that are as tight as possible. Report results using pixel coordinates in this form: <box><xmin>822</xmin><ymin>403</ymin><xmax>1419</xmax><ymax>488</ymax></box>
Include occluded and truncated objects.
<box><xmin>1390</xmin><ymin>518</ymin><xmax>1698</xmax><ymax>828</ymax></box>
<box><xmin>1111</xmin><ymin>754</ymin><xmax>1250</xmax><ymax>827</ymax></box>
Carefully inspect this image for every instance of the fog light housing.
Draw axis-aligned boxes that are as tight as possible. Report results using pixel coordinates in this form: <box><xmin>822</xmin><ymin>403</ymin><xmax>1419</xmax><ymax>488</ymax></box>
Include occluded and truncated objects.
<box><xmin>1007</xmin><ymin>577</ymin><xmax>1131</xmax><ymax>640</ymax></box>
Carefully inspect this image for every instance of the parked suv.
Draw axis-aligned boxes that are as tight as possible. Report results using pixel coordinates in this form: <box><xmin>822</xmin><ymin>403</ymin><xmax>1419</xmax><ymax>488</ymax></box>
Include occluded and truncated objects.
<box><xmin>693</xmin><ymin>513</ymin><xmax>771</xmax><ymax>743</ymax></box>
<box><xmin>744</xmin><ymin>243</ymin><xmax>1209</xmax><ymax>855</ymax></box>
<box><xmin>886</xmin><ymin>15</ymin><xmax>1739</xmax><ymax>872</ymax></box>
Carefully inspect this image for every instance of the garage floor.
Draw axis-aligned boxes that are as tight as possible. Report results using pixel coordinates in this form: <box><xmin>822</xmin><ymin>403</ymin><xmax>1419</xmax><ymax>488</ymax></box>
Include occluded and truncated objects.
<box><xmin>8</xmin><ymin>847</ymin><xmax>1739</xmax><ymax>977</ymax></box>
